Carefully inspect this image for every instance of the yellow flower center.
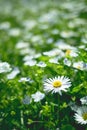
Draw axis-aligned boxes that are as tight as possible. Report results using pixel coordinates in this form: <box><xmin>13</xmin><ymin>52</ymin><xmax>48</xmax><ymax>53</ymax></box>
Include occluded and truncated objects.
<box><xmin>82</xmin><ymin>113</ymin><xmax>87</xmax><ymax>120</ymax></box>
<box><xmin>77</xmin><ymin>65</ymin><xmax>81</xmax><ymax>69</ymax></box>
<box><xmin>53</xmin><ymin>80</ymin><xmax>62</xmax><ymax>88</ymax></box>
<box><xmin>66</xmin><ymin>50</ymin><xmax>71</xmax><ymax>55</ymax></box>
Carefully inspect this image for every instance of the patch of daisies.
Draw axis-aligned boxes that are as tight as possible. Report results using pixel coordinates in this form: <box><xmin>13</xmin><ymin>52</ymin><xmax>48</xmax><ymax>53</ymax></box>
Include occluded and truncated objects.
<box><xmin>0</xmin><ymin>0</ymin><xmax>87</xmax><ymax>129</ymax></box>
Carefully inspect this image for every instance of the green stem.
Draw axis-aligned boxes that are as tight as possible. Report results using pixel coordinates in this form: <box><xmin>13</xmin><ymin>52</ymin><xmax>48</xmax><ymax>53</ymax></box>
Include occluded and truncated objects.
<box><xmin>20</xmin><ymin>110</ymin><xmax>24</xmax><ymax>126</ymax></box>
<box><xmin>58</xmin><ymin>94</ymin><xmax>60</xmax><ymax>128</ymax></box>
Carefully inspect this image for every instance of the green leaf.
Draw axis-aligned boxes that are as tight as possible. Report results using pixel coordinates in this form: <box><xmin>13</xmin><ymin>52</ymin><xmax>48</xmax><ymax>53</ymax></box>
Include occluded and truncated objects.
<box><xmin>61</xmin><ymin>124</ymin><xmax>75</xmax><ymax>130</ymax></box>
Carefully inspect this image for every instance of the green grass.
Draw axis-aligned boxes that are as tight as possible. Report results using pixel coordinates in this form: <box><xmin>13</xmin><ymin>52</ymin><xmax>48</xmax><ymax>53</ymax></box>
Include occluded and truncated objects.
<box><xmin>0</xmin><ymin>0</ymin><xmax>87</xmax><ymax>130</ymax></box>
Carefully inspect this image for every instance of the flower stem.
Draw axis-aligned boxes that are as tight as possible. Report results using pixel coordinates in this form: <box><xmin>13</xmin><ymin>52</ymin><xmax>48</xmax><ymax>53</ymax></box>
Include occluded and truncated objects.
<box><xmin>58</xmin><ymin>94</ymin><xmax>60</xmax><ymax>128</ymax></box>
<box><xmin>20</xmin><ymin>110</ymin><xmax>24</xmax><ymax>126</ymax></box>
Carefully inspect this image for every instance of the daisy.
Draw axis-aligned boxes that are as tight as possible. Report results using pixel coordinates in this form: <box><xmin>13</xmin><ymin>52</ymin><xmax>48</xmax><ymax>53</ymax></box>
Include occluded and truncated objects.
<box><xmin>55</xmin><ymin>40</ymin><xmax>75</xmax><ymax>50</ymax></box>
<box><xmin>80</xmin><ymin>96</ymin><xmax>87</xmax><ymax>105</ymax></box>
<box><xmin>0</xmin><ymin>22</ymin><xmax>10</xmax><ymax>30</ymax></box>
<box><xmin>49</xmin><ymin>57</ymin><xmax>59</xmax><ymax>64</ymax></box>
<box><xmin>16</xmin><ymin>41</ymin><xmax>29</xmax><ymax>49</ymax></box>
<box><xmin>18</xmin><ymin>77</ymin><xmax>32</xmax><ymax>83</ymax></box>
<box><xmin>31</xmin><ymin>91</ymin><xmax>45</xmax><ymax>102</ymax></box>
<box><xmin>0</xmin><ymin>62</ymin><xmax>12</xmax><ymax>73</ymax></box>
<box><xmin>65</xmin><ymin>49</ymin><xmax>78</xmax><ymax>57</ymax></box>
<box><xmin>22</xmin><ymin>20</ymin><xmax>37</xmax><ymax>30</ymax></box>
<box><xmin>31</xmin><ymin>35</ymin><xmax>42</xmax><ymax>43</ymax></box>
<box><xmin>51</xmin><ymin>29</ymin><xmax>59</xmax><ymax>35</ymax></box>
<box><xmin>38</xmin><ymin>10</ymin><xmax>57</xmax><ymax>23</ymax></box>
<box><xmin>9</xmin><ymin>28</ymin><xmax>21</xmax><ymax>37</ymax></box>
<box><xmin>36</xmin><ymin>61</ymin><xmax>46</xmax><ymax>68</ymax></box>
<box><xmin>68</xmin><ymin>101</ymin><xmax>78</xmax><ymax>111</ymax></box>
<box><xmin>43</xmin><ymin>49</ymin><xmax>64</xmax><ymax>57</ymax></box>
<box><xmin>22</xmin><ymin>96</ymin><xmax>31</xmax><ymax>105</ymax></box>
<box><xmin>39</xmin><ymin>24</ymin><xmax>48</xmax><ymax>30</ymax></box>
<box><xmin>60</xmin><ymin>31</ymin><xmax>75</xmax><ymax>38</ymax></box>
<box><xmin>74</xmin><ymin>106</ymin><xmax>87</xmax><ymax>125</ymax></box>
<box><xmin>73</xmin><ymin>61</ymin><xmax>85</xmax><ymax>70</ymax></box>
<box><xmin>24</xmin><ymin>59</ymin><xmax>37</xmax><ymax>66</ymax></box>
<box><xmin>79</xmin><ymin>45</ymin><xmax>85</xmax><ymax>49</ymax></box>
<box><xmin>23</xmin><ymin>55</ymin><xmax>34</xmax><ymax>61</ymax></box>
<box><xmin>44</xmin><ymin>76</ymin><xmax>71</xmax><ymax>95</ymax></box>
<box><xmin>7</xmin><ymin>67</ymin><xmax>20</xmax><ymax>79</ymax></box>
<box><xmin>47</xmin><ymin>38</ymin><xmax>53</xmax><ymax>44</ymax></box>
<box><xmin>63</xmin><ymin>58</ymin><xmax>71</xmax><ymax>66</ymax></box>
<box><xmin>19</xmin><ymin>48</ymin><xmax>30</xmax><ymax>55</ymax></box>
<box><xmin>20</xmin><ymin>48</ymin><xmax>35</xmax><ymax>55</ymax></box>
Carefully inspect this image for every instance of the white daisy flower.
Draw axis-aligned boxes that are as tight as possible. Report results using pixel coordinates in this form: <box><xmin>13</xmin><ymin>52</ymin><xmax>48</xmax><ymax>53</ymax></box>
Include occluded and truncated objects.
<box><xmin>23</xmin><ymin>55</ymin><xmax>33</xmax><ymax>61</ymax></box>
<box><xmin>19</xmin><ymin>77</ymin><xmax>33</xmax><ymax>83</ymax></box>
<box><xmin>24</xmin><ymin>59</ymin><xmax>37</xmax><ymax>66</ymax></box>
<box><xmin>47</xmin><ymin>38</ymin><xmax>53</xmax><ymax>44</ymax></box>
<box><xmin>68</xmin><ymin>101</ymin><xmax>78</xmax><ymax>111</ymax></box>
<box><xmin>51</xmin><ymin>29</ymin><xmax>59</xmax><ymax>35</ymax></box>
<box><xmin>80</xmin><ymin>96</ymin><xmax>87</xmax><ymax>105</ymax></box>
<box><xmin>31</xmin><ymin>35</ymin><xmax>42</xmax><ymax>43</ymax></box>
<box><xmin>22</xmin><ymin>96</ymin><xmax>31</xmax><ymax>105</ymax></box>
<box><xmin>63</xmin><ymin>58</ymin><xmax>71</xmax><ymax>66</ymax></box>
<box><xmin>55</xmin><ymin>40</ymin><xmax>75</xmax><ymax>50</ymax></box>
<box><xmin>56</xmin><ymin>128</ymin><xmax>59</xmax><ymax>130</ymax></box>
<box><xmin>22</xmin><ymin>20</ymin><xmax>37</xmax><ymax>30</ymax></box>
<box><xmin>36</xmin><ymin>61</ymin><xmax>46</xmax><ymax>68</ymax></box>
<box><xmin>20</xmin><ymin>48</ymin><xmax>35</xmax><ymax>56</ymax></box>
<box><xmin>79</xmin><ymin>45</ymin><xmax>85</xmax><ymax>49</ymax></box>
<box><xmin>49</xmin><ymin>57</ymin><xmax>59</xmax><ymax>64</ymax></box>
<box><xmin>23</xmin><ymin>53</ymin><xmax>41</xmax><ymax>62</ymax></box>
<box><xmin>39</xmin><ymin>24</ymin><xmax>48</xmax><ymax>30</ymax></box>
<box><xmin>19</xmin><ymin>48</ymin><xmax>33</xmax><ymax>55</ymax></box>
<box><xmin>38</xmin><ymin>10</ymin><xmax>57</xmax><ymax>23</ymax></box>
<box><xmin>44</xmin><ymin>76</ymin><xmax>71</xmax><ymax>95</ymax></box>
<box><xmin>74</xmin><ymin>106</ymin><xmax>87</xmax><ymax>125</ymax></box>
<box><xmin>7</xmin><ymin>67</ymin><xmax>20</xmax><ymax>79</ymax></box>
<box><xmin>60</xmin><ymin>31</ymin><xmax>75</xmax><ymax>38</ymax></box>
<box><xmin>34</xmin><ymin>53</ymin><xmax>41</xmax><ymax>58</ymax></box>
<box><xmin>81</xmin><ymin>38</ymin><xmax>87</xmax><ymax>44</ymax></box>
<box><xmin>0</xmin><ymin>22</ymin><xmax>10</xmax><ymax>30</ymax></box>
<box><xmin>31</xmin><ymin>91</ymin><xmax>45</xmax><ymax>102</ymax></box>
<box><xmin>9</xmin><ymin>28</ymin><xmax>21</xmax><ymax>37</ymax></box>
<box><xmin>0</xmin><ymin>62</ymin><xmax>12</xmax><ymax>73</ymax></box>
<box><xmin>65</xmin><ymin>49</ymin><xmax>78</xmax><ymax>57</ymax></box>
<box><xmin>73</xmin><ymin>61</ymin><xmax>85</xmax><ymax>70</ymax></box>
<box><xmin>43</xmin><ymin>49</ymin><xmax>64</xmax><ymax>57</ymax></box>
<box><xmin>16</xmin><ymin>41</ymin><xmax>29</xmax><ymax>49</ymax></box>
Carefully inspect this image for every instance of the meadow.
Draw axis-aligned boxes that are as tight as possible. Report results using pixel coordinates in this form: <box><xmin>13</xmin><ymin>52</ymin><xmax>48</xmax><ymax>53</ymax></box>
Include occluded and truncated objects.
<box><xmin>0</xmin><ymin>0</ymin><xmax>87</xmax><ymax>129</ymax></box>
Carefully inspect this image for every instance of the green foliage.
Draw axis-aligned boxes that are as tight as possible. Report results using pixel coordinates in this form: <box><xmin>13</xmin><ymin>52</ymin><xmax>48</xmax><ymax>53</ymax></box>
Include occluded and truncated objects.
<box><xmin>0</xmin><ymin>0</ymin><xmax>87</xmax><ymax>130</ymax></box>
<box><xmin>61</xmin><ymin>125</ymin><xmax>75</xmax><ymax>130</ymax></box>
